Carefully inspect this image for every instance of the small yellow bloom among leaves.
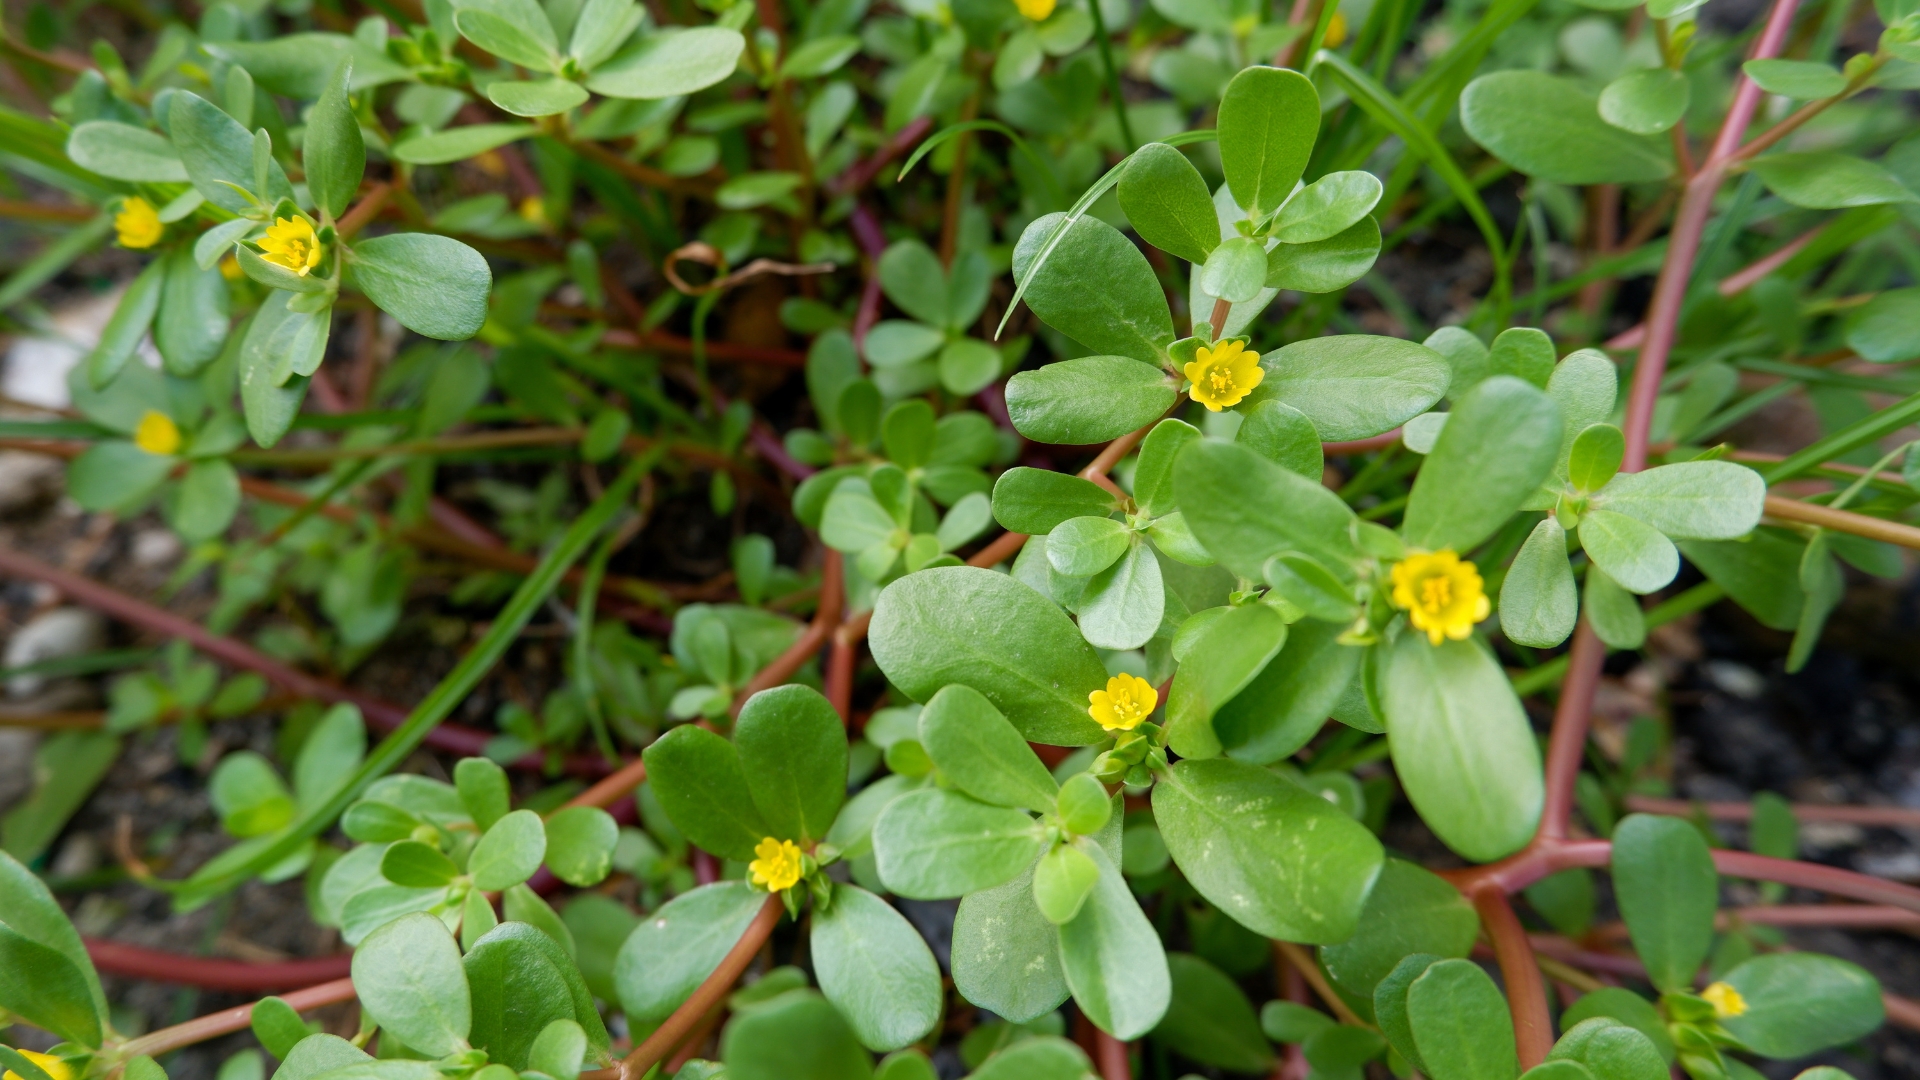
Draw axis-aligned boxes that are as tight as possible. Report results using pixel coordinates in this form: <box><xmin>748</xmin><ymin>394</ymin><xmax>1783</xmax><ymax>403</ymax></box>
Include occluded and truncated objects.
<box><xmin>219</xmin><ymin>254</ymin><xmax>243</xmax><ymax>280</ymax></box>
<box><xmin>1182</xmin><ymin>339</ymin><xmax>1264</xmax><ymax>411</ymax></box>
<box><xmin>518</xmin><ymin>196</ymin><xmax>547</xmax><ymax>226</ymax></box>
<box><xmin>749</xmin><ymin>836</ymin><xmax>803</xmax><ymax>892</ymax></box>
<box><xmin>1389</xmin><ymin>549</ymin><xmax>1490</xmax><ymax>645</ymax></box>
<box><xmin>258</xmin><ymin>215</ymin><xmax>323</xmax><ymax>276</ymax></box>
<box><xmin>4</xmin><ymin>1050</ymin><xmax>73</xmax><ymax>1080</ymax></box>
<box><xmin>1702</xmin><ymin>981</ymin><xmax>1748</xmax><ymax>1019</ymax></box>
<box><xmin>115</xmin><ymin>197</ymin><xmax>163</xmax><ymax>249</ymax></box>
<box><xmin>134</xmin><ymin>410</ymin><xmax>181</xmax><ymax>456</ymax></box>
<box><xmin>1089</xmin><ymin>673</ymin><xmax>1157</xmax><ymax>731</ymax></box>
<box><xmin>1324</xmin><ymin>9</ymin><xmax>1348</xmax><ymax>47</ymax></box>
<box><xmin>1015</xmin><ymin>0</ymin><xmax>1056</xmax><ymax>20</ymax></box>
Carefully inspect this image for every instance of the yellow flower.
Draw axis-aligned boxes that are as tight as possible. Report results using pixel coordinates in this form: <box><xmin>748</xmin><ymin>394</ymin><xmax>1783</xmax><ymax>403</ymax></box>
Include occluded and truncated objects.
<box><xmin>1389</xmin><ymin>550</ymin><xmax>1489</xmax><ymax>645</ymax></box>
<box><xmin>134</xmin><ymin>410</ymin><xmax>181</xmax><ymax>456</ymax></box>
<box><xmin>749</xmin><ymin>836</ymin><xmax>803</xmax><ymax>892</ymax></box>
<box><xmin>115</xmin><ymin>196</ymin><xmax>163</xmax><ymax>249</ymax></box>
<box><xmin>1324</xmin><ymin>9</ymin><xmax>1347</xmax><ymax>47</ymax></box>
<box><xmin>1015</xmin><ymin>0</ymin><xmax>1056</xmax><ymax>20</ymax></box>
<box><xmin>1088</xmin><ymin>673</ymin><xmax>1157</xmax><ymax>732</ymax></box>
<box><xmin>1702</xmin><ymin>981</ymin><xmax>1747</xmax><ymax>1019</ymax></box>
<box><xmin>1182</xmin><ymin>339</ymin><xmax>1264</xmax><ymax>411</ymax></box>
<box><xmin>258</xmin><ymin>215</ymin><xmax>323</xmax><ymax>276</ymax></box>
<box><xmin>219</xmin><ymin>254</ymin><xmax>243</xmax><ymax>280</ymax></box>
<box><xmin>4</xmin><ymin>1051</ymin><xmax>73</xmax><ymax>1080</ymax></box>
<box><xmin>518</xmin><ymin>196</ymin><xmax>546</xmax><ymax>226</ymax></box>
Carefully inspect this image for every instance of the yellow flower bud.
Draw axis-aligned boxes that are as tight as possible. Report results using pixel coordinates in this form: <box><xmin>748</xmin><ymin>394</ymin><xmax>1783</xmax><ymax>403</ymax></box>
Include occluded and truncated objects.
<box><xmin>1016</xmin><ymin>0</ymin><xmax>1056</xmax><ymax>20</ymax></box>
<box><xmin>1702</xmin><ymin>981</ymin><xmax>1748</xmax><ymax>1019</ymax></box>
<box><xmin>1088</xmin><ymin>673</ymin><xmax>1157</xmax><ymax>732</ymax></box>
<box><xmin>134</xmin><ymin>410</ymin><xmax>182</xmax><ymax>457</ymax></box>
<box><xmin>115</xmin><ymin>197</ymin><xmax>163</xmax><ymax>249</ymax></box>
<box><xmin>4</xmin><ymin>1050</ymin><xmax>73</xmax><ymax>1080</ymax></box>
<box><xmin>1324</xmin><ymin>9</ymin><xmax>1347</xmax><ymax>47</ymax></box>
<box><xmin>1389</xmin><ymin>550</ymin><xmax>1490</xmax><ymax>645</ymax></box>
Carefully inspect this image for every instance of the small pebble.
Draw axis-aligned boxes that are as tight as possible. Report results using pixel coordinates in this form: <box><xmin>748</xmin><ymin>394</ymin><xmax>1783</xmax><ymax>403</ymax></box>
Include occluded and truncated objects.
<box><xmin>4</xmin><ymin>606</ymin><xmax>105</xmax><ymax>697</ymax></box>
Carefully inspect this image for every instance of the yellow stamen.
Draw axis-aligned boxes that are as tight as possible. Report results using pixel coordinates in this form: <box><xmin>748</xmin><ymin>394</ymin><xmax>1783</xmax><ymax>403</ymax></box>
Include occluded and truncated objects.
<box><xmin>1702</xmin><ymin>981</ymin><xmax>1747</xmax><ymax>1019</ymax></box>
<box><xmin>257</xmin><ymin>215</ymin><xmax>324</xmax><ymax>277</ymax></box>
<box><xmin>1088</xmin><ymin>673</ymin><xmax>1157</xmax><ymax>732</ymax></box>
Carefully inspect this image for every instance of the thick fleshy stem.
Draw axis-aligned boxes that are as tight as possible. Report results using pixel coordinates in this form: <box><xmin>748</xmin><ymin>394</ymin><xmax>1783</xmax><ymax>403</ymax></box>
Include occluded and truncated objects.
<box><xmin>1096</xmin><ymin>1032</ymin><xmax>1132</xmax><ymax>1080</ymax></box>
<box><xmin>116</xmin><ymin>976</ymin><xmax>357</xmax><ymax>1061</ymax></box>
<box><xmin>608</xmin><ymin>893</ymin><xmax>784</xmax><ymax>1080</ymax></box>
<box><xmin>85</xmin><ymin>943</ymin><xmax>350</xmax><ymax>993</ymax></box>
<box><xmin>1473</xmin><ymin>887</ymin><xmax>1552</xmax><ymax>1069</ymax></box>
<box><xmin>1538</xmin><ymin>621</ymin><xmax>1605</xmax><ymax>840</ymax></box>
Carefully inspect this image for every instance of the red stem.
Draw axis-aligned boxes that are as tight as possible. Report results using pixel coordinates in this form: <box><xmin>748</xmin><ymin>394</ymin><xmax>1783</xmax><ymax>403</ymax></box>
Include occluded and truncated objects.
<box><xmin>118</xmin><ymin>977</ymin><xmax>357</xmax><ymax>1060</ymax></box>
<box><xmin>1473</xmin><ymin>888</ymin><xmax>1552</xmax><ymax>1069</ymax></box>
<box><xmin>1095</xmin><ymin>1032</ymin><xmax>1132</xmax><ymax>1080</ymax></box>
<box><xmin>1538</xmin><ymin>621</ymin><xmax>1604</xmax><ymax>840</ymax></box>
<box><xmin>613</xmin><ymin>894</ymin><xmax>783</xmax><ymax>1080</ymax></box>
<box><xmin>85</xmin><ymin>941</ymin><xmax>351</xmax><ymax>992</ymax></box>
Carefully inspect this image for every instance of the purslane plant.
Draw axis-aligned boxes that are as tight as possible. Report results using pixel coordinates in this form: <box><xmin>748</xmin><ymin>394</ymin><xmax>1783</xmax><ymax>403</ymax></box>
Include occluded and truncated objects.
<box><xmin>10</xmin><ymin>0</ymin><xmax>1920</xmax><ymax>1074</ymax></box>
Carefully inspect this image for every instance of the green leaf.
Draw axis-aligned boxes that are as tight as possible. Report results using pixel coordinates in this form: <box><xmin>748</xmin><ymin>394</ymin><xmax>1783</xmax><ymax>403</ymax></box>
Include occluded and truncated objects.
<box><xmin>168</xmin><ymin>460</ymin><xmax>241</xmax><ymax>541</ymax></box>
<box><xmin>951</xmin><ymin>861</ymin><xmax>1070</xmax><ymax>1022</ymax></box>
<box><xmin>275</xmin><ymin>1034</ymin><xmax>372</xmax><ymax>1080</ymax></box>
<box><xmin>811</xmin><ymin>885</ymin><xmax>942</xmax><ymax>1051</ymax></box>
<box><xmin>736</xmin><ymin>684</ymin><xmax>846</xmax><ymax>844</ymax></box>
<box><xmin>641</xmin><ymin>725</ymin><xmax>768</xmax><ymax>861</ymax></box>
<box><xmin>1153</xmin><ymin>953</ymin><xmax>1274</xmax><ymax>1072</ymax></box>
<box><xmin>464</xmin><ymin>922</ymin><xmax>608</xmax><ymax>1069</ymax></box>
<box><xmin>461</xmin><ymin>890</ymin><xmax>499</xmax><ymax>953</ymax></box>
<box><xmin>1215</xmin><ymin>619</ymin><xmax>1359</xmax><ymax>763</ymax></box>
<box><xmin>1057</xmin><ymin>839</ymin><xmax>1170</xmax><ymax>1040</ymax></box>
<box><xmin>938</xmin><ymin>339</ymin><xmax>1003</xmax><ymax>396</ymax></box>
<box><xmin>559</xmin><ymin>895</ymin><xmax>639</xmax><ymax>1003</ymax></box>
<box><xmin>487</xmin><ymin>78</ymin><xmax>590</xmax><ymax>117</ymax></box>
<box><xmin>918</xmin><ymin>685</ymin><xmax>1058</xmax><ymax>812</ymax></box>
<box><xmin>1749</xmin><ymin>152</ymin><xmax>1917</xmax><ymax>209</ymax></box>
<box><xmin>1597</xmin><ymin>68</ymin><xmax>1690</xmax><ymax>135</ymax></box>
<box><xmin>1175</xmin><ymin>439</ymin><xmax>1357</xmax><ymax>579</ymax></box>
<box><xmin>252</xmin><ymin>997</ymin><xmax>319</xmax><ymax>1060</ymax></box>
<box><xmin>1567</xmin><ymin>425</ymin><xmax>1625</xmax><ymax>493</ymax></box>
<box><xmin>1499</xmin><ymin>518</ymin><xmax>1577</xmax><ymax>649</ymax></box>
<box><xmin>568</xmin><ymin>0</ymin><xmax>643</xmax><ymax>67</ymax></box>
<box><xmin>1547</xmin><ymin>351</ymin><xmax>1619</xmax><ymax>481</ymax></box>
<box><xmin>781</xmin><ymin>34</ymin><xmax>860</xmax><ymax>78</ymax></box>
<box><xmin>1743</xmin><ymin>58</ymin><xmax>1848</xmax><ymax>98</ymax></box>
<box><xmin>716</xmin><ymin>172</ymin><xmax>804</xmax><ymax>210</ymax></box>
<box><xmin>1546</xmin><ymin>1019</ymin><xmax>1664</xmax><ymax>1080</ymax></box>
<box><xmin>1719</xmin><ymin>952</ymin><xmax>1883</xmax><ymax>1058</ymax></box>
<box><xmin>1406</xmin><ymin>959</ymin><xmax>1517</xmax><ymax>1080</ymax></box>
<box><xmin>1373</xmin><ymin>954</ymin><xmax>1441</xmax><ymax>1071</ymax></box>
<box><xmin>720</xmin><ymin>990</ymin><xmax>873</xmax><ymax>1080</ymax></box>
<box><xmin>1004</xmin><ymin>356</ymin><xmax>1178</xmax><ymax>446</ymax></box>
<box><xmin>378</xmin><ymin>841</ymin><xmax>457</xmax><ymax>886</ymax></box>
<box><xmin>1217</xmin><ymin>66</ymin><xmax>1319</xmax><ymax>218</ymax></box>
<box><xmin>156</xmin><ymin>247</ymin><xmax>230</xmax><ymax>377</ymax></box>
<box><xmin>67</xmin><ymin>120</ymin><xmax>187</xmax><ymax>182</ymax></box>
<box><xmin>305</xmin><ymin>60</ymin><xmax>364</xmax><ymax>220</ymax></box>
<box><xmin>528</xmin><ymin>1020</ymin><xmax>586</xmax><ymax>1080</ymax></box>
<box><xmin>1235</xmin><ymin>400</ymin><xmax>1323</xmax><ymax>477</ymax></box>
<box><xmin>1166</xmin><ymin>603</ymin><xmax>1288</xmax><ymax>759</ymax></box>
<box><xmin>1079</xmin><ymin>541</ymin><xmax>1162</xmax><ymax>650</ymax></box>
<box><xmin>1321</xmin><ymin>859</ymin><xmax>1478</xmax><ymax>1007</ymax></box>
<box><xmin>1611</xmin><ymin>813</ymin><xmax>1717</xmax><ymax>992</ymax></box>
<box><xmin>1117</xmin><ymin>142</ymin><xmax>1220</xmax><ymax>264</ymax></box>
<box><xmin>0</xmin><ymin>926</ymin><xmax>103</xmax><ymax>1047</ymax></box>
<box><xmin>391</xmin><ymin>124</ymin><xmax>539</xmax><ymax>165</ymax></box>
<box><xmin>1047</xmin><ymin>516</ymin><xmax>1131</xmax><ymax>577</ymax></box>
<box><xmin>1460</xmin><ymin>71</ymin><xmax>1671</xmax><ymax>184</ymax></box>
<box><xmin>1583</xmin><ymin>567</ymin><xmax>1646</xmax><ymax>649</ymax></box>
<box><xmin>1592</xmin><ymin>461</ymin><xmax>1766</xmax><ymax>540</ymax></box>
<box><xmin>876</xmin><ymin>240</ymin><xmax>947</xmax><ymax>327</ymax></box>
<box><xmin>470</xmin><ymin>809</ymin><xmax>547</xmax><ymax>890</ymax></box>
<box><xmin>1488</xmin><ymin>327</ymin><xmax>1555</xmax><ymax>388</ymax></box>
<box><xmin>543</xmin><ymin>806</ymin><xmax>618</xmax><ymax>887</ymax></box>
<box><xmin>872</xmin><ymin>788</ymin><xmax>1045</xmax><ymax>899</ymax></box>
<box><xmin>67</xmin><ymin>441</ymin><xmax>172</xmax><ymax>513</ymax></box>
<box><xmin>1678</xmin><ymin>529</ymin><xmax>1805</xmax><ymax>631</ymax></box>
<box><xmin>1200</xmin><ymin>236</ymin><xmax>1269</xmax><ymax>304</ymax></box>
<box><xmin>1560</xmin><ymin>988</ymin><xmax>1673</xmax><ymax>1063</ymax></box>
<box><xmin>454</xmin><ymin>758</ymin><xmax>509</xmax><ymax>831</ymax></box>
<box><xmin>350</xmin><ymin>912</ymin><xmax>472</xmax><ymax>1057</ymax></box>
<box><xmin>870</xmin><ymin>566</ymin><xmax>1110</xmax><ymax>745</ymax></box>
<box><xmin>454</xmin><ymin>0</ymin><xmax>557</xmax><ymax>67</ymax></box>
<box><xmin>585</xmin><ymin>28</ymin><xmax>745</xmax><ymax>99</ymax></box>
<box><xmin>1382</xmin><ymin>634</ymin><xmax>1542</xmax><ymax>862</ymax></box>
<box><xmin>1578</xmin><ymin>509</ymin><xmax>1678</xmax><ymax>594</ymax></box>
<box><xmin>169</xmin><ymin>91</ymin><xmax>292</xmax><ymax>212</ymax></box>
<box><xmin>1032</xmin><ymin>841</ymin><xmax>1101</xmax><ymax>923</ymax></box>
<box><xmin>967</xmin><ymin>1038</ymin><xmax>1089</xmax><ymax>1080</ymax></box>
<box><xmin>205</xmin><ymin>34</ymin><xmax>409</xmax><ymax>97</ymax></box>
<box><xmin>614</xmin><ymin>882</ymin><xmax>768</xmax><ymax>1025</ymax></box>
<box><xmin>1844</xmin><ymin>286</ymin><xmax>1920</xmax><ymax>361</ymax></box>
<box><xmin>86</xmin><ymin>257</ymin><xmax>165</xmax><ymax>389</ymax></box>
<box><xmin>350</xmin><ymin>234</ymin><xmax>491</xmax><ymax>341</ymax></box>
<box><xmin>1</xmin><ymin>732</ymin><xmax>117</xmax><ymax>867</ymax></box>
<box><xmin>1273</xmin><ymin>170</ymin><xmax>1383</xmax><ymax>244</ymax></box>
<box><xmin>1153</xmin><ymin>758</ymin><xmax>1384</xmax><ymax>943</ymax></box>
<box><xmin>1264</xmin><ymin>216</ymin><xmax>1382</xmax><ymax>293</ymax></box>
<box><xmin>1402</xmin><ymin>375</ymin><xmax>1561</xmax><ymax>553</ymax></box>
<box><xmin>1255</xmin><ymin>334</ymin><xmax>1450</xmax><ymax>442</ymax></box>
<box><xmin>1012</xmin><ymin>213</ymin><xmax>1174</xmax><ymax>367</ymax></box>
